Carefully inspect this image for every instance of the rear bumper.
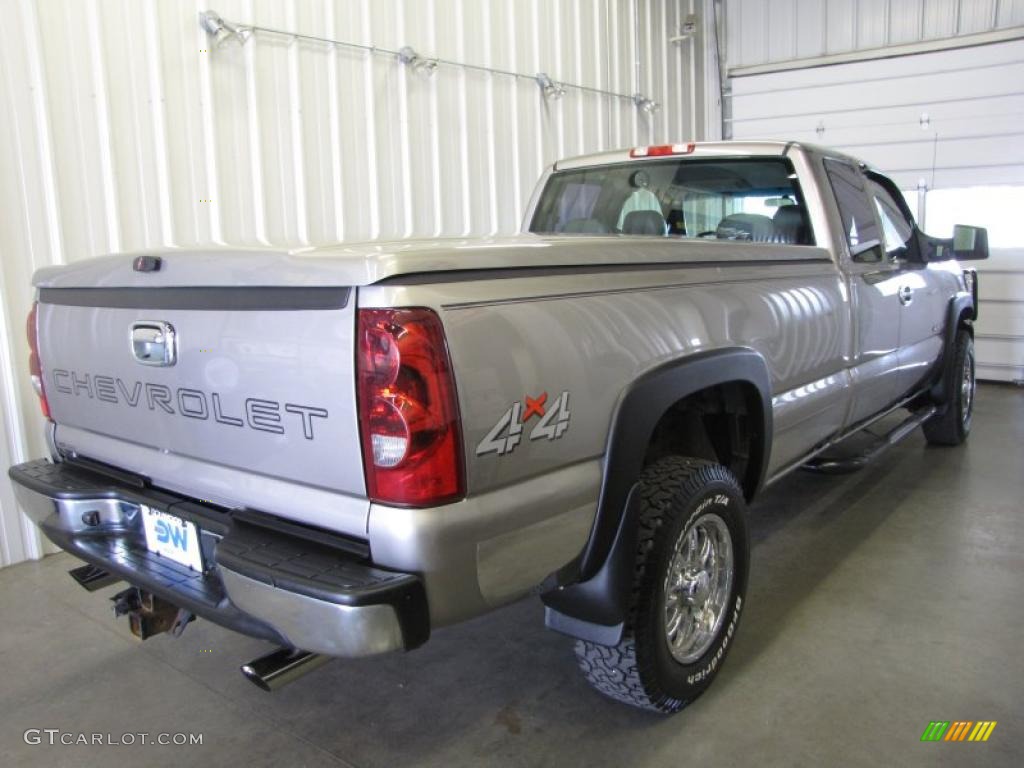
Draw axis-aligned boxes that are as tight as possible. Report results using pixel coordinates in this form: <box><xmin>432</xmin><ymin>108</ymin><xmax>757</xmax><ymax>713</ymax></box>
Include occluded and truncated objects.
<box><xmin>8</xmin><ymin>459</ymin><xmax>429</xmax><ymax>657</ymax></box>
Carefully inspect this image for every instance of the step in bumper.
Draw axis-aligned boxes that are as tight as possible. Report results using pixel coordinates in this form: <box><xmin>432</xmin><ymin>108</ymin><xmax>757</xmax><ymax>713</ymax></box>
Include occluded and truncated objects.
<box><xmin>8</xmin><ymin>458</ymin><xmax>430</xmax><ymax>657</ymax></box>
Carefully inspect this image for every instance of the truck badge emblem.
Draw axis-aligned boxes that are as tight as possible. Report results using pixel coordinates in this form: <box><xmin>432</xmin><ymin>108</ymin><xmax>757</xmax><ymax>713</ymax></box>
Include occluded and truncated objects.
<box><xmin>476</xmin><ymin>391</ymin><xmax>571</xmax><ymax>456</ymax></box>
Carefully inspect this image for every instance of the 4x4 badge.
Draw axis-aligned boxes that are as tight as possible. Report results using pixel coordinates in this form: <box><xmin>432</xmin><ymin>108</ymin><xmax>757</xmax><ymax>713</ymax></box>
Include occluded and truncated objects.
<box><xmin>476</xmin><ymin>391</ymin><xmax>571</xmax><ymax>456</ymax></box>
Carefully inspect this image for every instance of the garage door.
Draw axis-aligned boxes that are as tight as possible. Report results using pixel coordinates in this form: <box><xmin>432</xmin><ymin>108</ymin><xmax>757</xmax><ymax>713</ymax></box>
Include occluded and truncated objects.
<box><xmin>729</xmin><ymin>37</ymin><xmax>1024</xmax><ymax>382</ymax></box>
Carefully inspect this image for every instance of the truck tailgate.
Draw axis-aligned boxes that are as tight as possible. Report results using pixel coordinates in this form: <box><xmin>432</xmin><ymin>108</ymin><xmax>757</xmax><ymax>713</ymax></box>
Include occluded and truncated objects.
<box><xmin>33</xmin><ymin>254</ymin><xmax>365</xmax><ymax>524</ymax></box>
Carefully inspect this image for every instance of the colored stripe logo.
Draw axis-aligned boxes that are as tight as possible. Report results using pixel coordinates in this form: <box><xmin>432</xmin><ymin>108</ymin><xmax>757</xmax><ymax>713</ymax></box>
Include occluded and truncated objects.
<box><xmin>921</xmin><ymin>721</ymin><xmax>997</xmax><ymax>742</ymax></box>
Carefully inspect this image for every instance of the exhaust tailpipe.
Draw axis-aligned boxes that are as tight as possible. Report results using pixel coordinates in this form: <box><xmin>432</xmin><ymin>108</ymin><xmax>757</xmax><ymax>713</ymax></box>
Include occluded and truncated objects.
<box><xmin>240</xmin><ymin>648</ymin><xmax>330</xmax><ymax>692</ymax></box>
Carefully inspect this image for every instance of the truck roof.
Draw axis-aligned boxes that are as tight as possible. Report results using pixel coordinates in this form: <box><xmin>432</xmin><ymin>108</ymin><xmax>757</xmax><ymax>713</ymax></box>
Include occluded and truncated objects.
<box><xmin>554</xmin><ymin>140</ymin><xmax>866</xmax><ymax>171</ymax></box>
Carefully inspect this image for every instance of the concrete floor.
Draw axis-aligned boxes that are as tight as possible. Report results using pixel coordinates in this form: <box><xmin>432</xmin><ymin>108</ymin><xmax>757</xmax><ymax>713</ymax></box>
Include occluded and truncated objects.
<box><xmin>1</xmin><ymin>383</ymin><xmax>1021</xmax><ymax>768</ymax></box>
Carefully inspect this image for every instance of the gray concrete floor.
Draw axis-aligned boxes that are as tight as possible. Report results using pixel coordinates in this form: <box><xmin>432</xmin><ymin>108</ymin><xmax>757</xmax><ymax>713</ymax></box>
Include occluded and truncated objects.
<box><xmin>1</xmin><ymin>383</ymin><xmax>1021</xmax><ymax>768</ymax></box>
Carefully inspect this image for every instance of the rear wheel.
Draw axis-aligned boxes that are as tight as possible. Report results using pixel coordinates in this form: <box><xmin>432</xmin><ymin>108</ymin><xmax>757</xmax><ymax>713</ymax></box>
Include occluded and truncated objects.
<box><xmin>923</xmin><ymin>328</ymin><xmax>975</xmax><ymax>446</ymax></box>
<box><xmin>574</xmin><ymin>457</ymin><xmax>749</xmax><ymax>713</ymax></box>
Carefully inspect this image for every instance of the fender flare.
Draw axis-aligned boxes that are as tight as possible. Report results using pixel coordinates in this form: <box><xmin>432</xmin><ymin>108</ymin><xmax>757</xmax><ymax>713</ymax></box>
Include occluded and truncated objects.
<box><xmin>543</xmin><ymin>347</ymin><xmax>772</xmax><ymax>643</ymax></box>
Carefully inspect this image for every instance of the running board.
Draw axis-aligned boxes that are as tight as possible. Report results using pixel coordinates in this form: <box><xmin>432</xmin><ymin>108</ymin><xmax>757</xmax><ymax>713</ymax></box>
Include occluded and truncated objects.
<box><xmin>801</xmin><ymin>406</ymin><xmax>937</xmax><ymax>475</ymax></box>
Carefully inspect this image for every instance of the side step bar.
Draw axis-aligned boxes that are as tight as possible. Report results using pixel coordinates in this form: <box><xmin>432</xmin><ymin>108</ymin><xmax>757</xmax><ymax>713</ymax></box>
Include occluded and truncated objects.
<box><xmin>802</xmin><ymin>406</ymin><xmax>936</xmax><ymax>475</ymax></box>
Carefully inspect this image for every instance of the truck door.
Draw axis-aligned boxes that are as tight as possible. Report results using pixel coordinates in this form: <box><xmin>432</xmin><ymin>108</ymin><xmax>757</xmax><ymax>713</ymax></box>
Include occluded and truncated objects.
<box><xmin>823</xmin><ymin>159</ymin><xmax>903</xmax><ymax>425</ymax></box>
<box><xmin>866</xmin><ymin>172</ymin><xmax>946</xmax><ymax>398</ymax></box>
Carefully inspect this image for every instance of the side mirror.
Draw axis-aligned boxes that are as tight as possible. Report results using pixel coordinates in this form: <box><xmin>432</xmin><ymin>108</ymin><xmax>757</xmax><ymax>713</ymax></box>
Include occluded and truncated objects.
<box><xmin>952</xmin><ymin>224</ymin><xmax>989</xmax><ymax>260</ymax></box>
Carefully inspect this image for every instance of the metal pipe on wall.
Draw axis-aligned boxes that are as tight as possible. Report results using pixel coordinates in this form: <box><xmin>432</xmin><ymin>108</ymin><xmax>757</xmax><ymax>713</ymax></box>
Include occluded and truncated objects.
<box><xmin>198</xmin><ymin>9</ymin><xmax>658</xmax><ymax>108</ymax></box>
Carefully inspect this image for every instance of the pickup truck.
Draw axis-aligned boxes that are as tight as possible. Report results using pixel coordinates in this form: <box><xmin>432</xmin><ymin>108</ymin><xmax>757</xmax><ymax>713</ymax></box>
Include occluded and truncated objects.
<box><xmin>8</xmin><ymin>141</ymin><xmax>987</xmax><ymax>713</ymax></box>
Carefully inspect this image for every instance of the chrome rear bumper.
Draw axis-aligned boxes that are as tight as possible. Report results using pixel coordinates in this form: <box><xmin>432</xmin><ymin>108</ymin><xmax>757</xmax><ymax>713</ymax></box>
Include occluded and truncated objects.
<box><xmin>8</xmin><ymin>458</ymin><xmax>429</xmax><ymax>658</ymax></box>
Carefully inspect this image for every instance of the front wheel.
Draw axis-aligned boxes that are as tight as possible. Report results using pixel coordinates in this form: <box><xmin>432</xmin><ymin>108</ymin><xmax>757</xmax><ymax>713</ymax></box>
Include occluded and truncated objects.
<box><xmin>923</xmin><ymin>328</ymin><xmax>975</xmax><ymax>446</ymax></box>
<box><xmin>574</xmin><ymin>457</ymin><xmax>749</xmax><ymax>713</ymax></box>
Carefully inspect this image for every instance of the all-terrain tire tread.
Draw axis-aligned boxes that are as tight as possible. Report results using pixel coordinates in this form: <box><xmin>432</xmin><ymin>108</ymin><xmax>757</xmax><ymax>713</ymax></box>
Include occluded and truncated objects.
<box><xmin>574</xmin><ymin>457</ymin><xmax>741</xmax><ymax>713</ymax></box>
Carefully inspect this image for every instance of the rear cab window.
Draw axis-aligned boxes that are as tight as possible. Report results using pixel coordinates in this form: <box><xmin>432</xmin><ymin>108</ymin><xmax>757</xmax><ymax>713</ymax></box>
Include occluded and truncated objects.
<box><xmin>529</xmin><ymin>157</ymin><xmax>816</xmax><ymax>245</ymax></box>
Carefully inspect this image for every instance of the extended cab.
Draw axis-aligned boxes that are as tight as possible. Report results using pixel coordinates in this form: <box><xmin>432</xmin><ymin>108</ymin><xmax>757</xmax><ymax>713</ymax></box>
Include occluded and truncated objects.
<box><xmin>8</xmin><ymin>141</ymin><xmax>987</xmax><ymax>712</ymax></box>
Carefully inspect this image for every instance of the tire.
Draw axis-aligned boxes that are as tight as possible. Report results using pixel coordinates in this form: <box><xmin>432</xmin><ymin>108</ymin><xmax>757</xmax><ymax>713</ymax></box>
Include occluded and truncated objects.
<box><xmin>923</xmin><ymin>328</ymin><xmax>975</xmax><ymax>446</ymax></box>
<box><xmin>574</xmin><ymin>457</ymin><xmax>749</xmax><ymax>713</ymax></box>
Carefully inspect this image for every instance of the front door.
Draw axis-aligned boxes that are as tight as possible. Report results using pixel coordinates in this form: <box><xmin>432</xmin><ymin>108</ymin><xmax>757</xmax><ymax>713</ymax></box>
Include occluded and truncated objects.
<box><xmin>824</xmin><ymin>159</ymin><xmax>904</xmax><ymax>426</ymax></box>
<box><xmin>866</xmin><ymin>172</ymin><xmax>946</xmax><ymax>397</ymax></box>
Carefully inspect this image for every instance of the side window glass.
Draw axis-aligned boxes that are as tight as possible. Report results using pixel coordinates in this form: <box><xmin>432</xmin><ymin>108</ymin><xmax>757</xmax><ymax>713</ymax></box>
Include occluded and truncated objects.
<box><xmin>824</xmin><ymin>159</ymin><xmax>883</xmax><ymax>262</ymax></box>
<box><xmin>869</xmin><ymin>179</ymin><xmax>915</xmax><ymax>256</ymax></box>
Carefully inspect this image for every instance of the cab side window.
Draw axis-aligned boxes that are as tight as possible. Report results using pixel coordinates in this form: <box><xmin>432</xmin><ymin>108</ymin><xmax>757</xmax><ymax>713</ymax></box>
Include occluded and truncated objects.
<box><xmin>824</xmin><ymin>159</ymin><xmax>883</xmax><ymax>263</ymax></box>
<box><xmin>868</xmin><ymin>178</ymin><xmax>915</xmax><ymax>258</ymax></box>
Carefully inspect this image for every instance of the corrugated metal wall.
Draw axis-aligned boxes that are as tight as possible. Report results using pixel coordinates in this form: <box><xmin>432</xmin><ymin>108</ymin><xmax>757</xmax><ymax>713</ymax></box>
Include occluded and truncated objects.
<box><xmin>0</xmin><ymin>0</ymin><xmax>704</xmax><ymax>567</ymax></box>
<box><xmin>725</xmin><ymin>0</ymin><xmax>1024</xmax><ymax>69</ymax></box>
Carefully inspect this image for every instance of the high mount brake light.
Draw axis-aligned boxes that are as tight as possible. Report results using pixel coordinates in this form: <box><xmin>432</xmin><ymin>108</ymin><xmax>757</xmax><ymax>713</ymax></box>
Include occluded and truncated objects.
<box><xmin>356</xmin><ymin>308</ymin><xmax>465</xmax><ymax>506</ymax></box>
<box><xmin>629</xmin><ymin>143</ymin><xmax>696</xmax><ymax>158</ymax></box>
<box><xmin>26</xmin><ymin>302</ymin><xmax>51</xmax><ymax>419</ymax></box>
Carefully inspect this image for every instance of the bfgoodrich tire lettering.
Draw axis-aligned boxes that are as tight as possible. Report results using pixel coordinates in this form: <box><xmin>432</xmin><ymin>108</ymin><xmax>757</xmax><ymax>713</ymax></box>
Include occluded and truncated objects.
<box><xmin>574</xmin><ymin>457</ymin><xmax>750</xmax><ymax>713</ymax></box>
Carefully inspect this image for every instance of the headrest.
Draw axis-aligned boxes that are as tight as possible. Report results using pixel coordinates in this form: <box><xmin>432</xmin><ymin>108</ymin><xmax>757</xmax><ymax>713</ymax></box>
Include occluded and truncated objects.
<box><xmin>716</xmin><ymin>212</ymin><xmax>774</xmax><ymax>241</ymax></box>
<box><xmin>622</xmin><ymin>210</ymin><xmax>668</xmax><ymax>236</ymax></box>
<box><xmin>666</xmin><ymin>209</ymin><xmax>686</xmax><ymax>235</ymax></box>
<box><xmin>772</xmin><ymin>206</ymin><xmax>806</xmax><ymax>243</ymax></box>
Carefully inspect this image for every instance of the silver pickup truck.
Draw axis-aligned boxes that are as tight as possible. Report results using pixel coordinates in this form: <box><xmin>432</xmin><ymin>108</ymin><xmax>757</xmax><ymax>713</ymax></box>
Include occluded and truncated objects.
<box><xmin>9</xmin><ymin>141</ymin><xmax>987</xmax><ymax>713</ymax></box>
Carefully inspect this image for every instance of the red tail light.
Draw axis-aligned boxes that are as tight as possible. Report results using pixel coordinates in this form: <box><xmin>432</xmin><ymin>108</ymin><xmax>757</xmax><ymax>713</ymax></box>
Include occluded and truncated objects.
<box><xmin>357</xmin><ymin>308</ymin><xmax>465</xmax><ymax>506</ymax></box>
<box><xmin>26</xmin><ymin>302</ymin><xmax>51</xmax><ymax>419</ymax></box>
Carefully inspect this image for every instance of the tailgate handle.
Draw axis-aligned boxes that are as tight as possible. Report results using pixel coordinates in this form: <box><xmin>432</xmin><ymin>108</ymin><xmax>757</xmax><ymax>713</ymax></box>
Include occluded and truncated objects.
<box><xmin>131</xmin><ymin>321</ymin><xmax>177</xmax><ymax>367</ymax></box>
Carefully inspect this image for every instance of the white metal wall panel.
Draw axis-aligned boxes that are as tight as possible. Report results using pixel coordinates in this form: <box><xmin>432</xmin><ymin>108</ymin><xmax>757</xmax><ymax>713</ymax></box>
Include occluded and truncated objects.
<box><xmin>960</xmin><ymin>0</ymin><xmax>998</xmax><ymax>33</ymax></box>
<box><xmin>888</xmin><ymin>0</ymin><xmax>924</xmax><ymax>45</ymax></box>
<box><xmin>729</xmin><ymin>39</ymin><xmax>1024</xmax><ymax>189</ymax></box>
<box><xmin>793</xmin><ymin>0</ymin><xmax>826</xmax><ymax>58</ymax></box>
<box><xmin>824</xmin><ymin>0</ymin><xmax>857</xmax><ymax>53</ymax></box>
<box><xmin>922</xmin><ymin>0</ymin><xmax>958</xmax><ymax>38</ymax></box>
<box><xmin>726</xmin><ymin>0</ymin><xmax>1024</xmax><ymax>69</ymax></box>
<box><xmin>856</xmin><ymin>0</ymin><xmax>890</xmax><ymax>49</ymax></box>
<box><xmin>766</xmin><ymin>0</ymin><xmax>798</xmax><ymax>62</ymax></box>
<box><xmin>0</xmin><ymin>0</ymin><xmax>703</xmax><ymax>567</ymax></box>
<box><xmin>975</xmin><ymin>248</ymin><xmax>1024</xmax><ymax>382</ymax></box>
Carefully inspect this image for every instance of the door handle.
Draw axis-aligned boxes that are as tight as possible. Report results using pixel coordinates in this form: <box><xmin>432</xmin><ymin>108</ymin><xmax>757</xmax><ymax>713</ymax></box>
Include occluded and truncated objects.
<box><xmin>898</xmin><ymin>285</ymin><xmax>913</xmax><ymax>306</ymax></box>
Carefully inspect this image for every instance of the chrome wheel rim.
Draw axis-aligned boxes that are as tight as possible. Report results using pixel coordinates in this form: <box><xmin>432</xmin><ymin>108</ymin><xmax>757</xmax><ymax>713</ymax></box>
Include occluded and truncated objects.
<box><xmin>961</xmin><ymin>346</ymin><xmax>975</xmax><ymax>427</ymax></box>
<box><xmin>663</xmin><ymin>512</ymin><xmax>734</xmax><ymax>664</ymax></box>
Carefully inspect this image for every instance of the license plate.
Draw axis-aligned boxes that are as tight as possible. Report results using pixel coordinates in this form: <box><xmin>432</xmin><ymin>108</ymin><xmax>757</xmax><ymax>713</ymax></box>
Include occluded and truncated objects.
<box><xmin>142</xmin><ymin>509</ymin><xmax>204</xmax><ymax>572</ymax></box>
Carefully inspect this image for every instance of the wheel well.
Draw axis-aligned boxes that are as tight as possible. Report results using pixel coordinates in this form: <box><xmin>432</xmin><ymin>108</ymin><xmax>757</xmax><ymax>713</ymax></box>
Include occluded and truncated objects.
<box><xmin>643</xmin><ymin>381</ymin><xmax>763</xmax><ymax>499</ymax></box>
